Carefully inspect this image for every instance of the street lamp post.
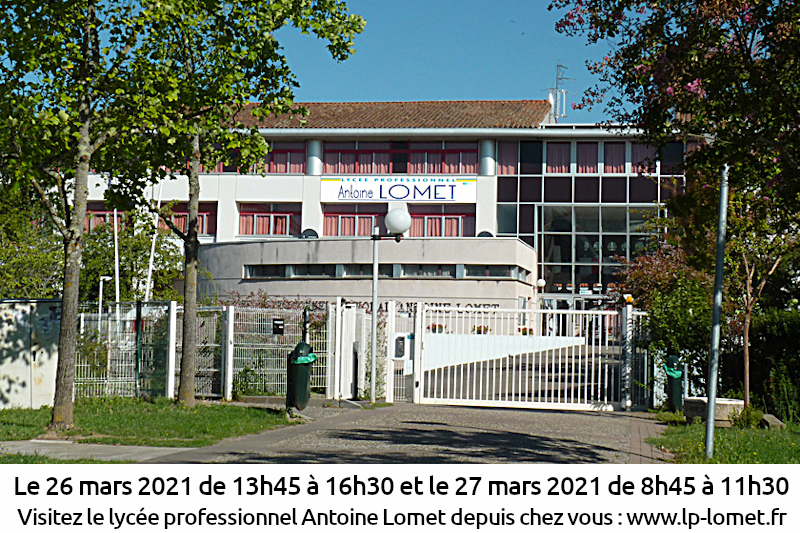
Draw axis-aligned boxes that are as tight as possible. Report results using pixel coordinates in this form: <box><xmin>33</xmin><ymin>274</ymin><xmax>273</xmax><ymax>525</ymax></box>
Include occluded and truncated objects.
<box><xmin>370</xmin><ymin>208</ymin><xmax>412</xmax><ymax>404</ymax></box>
<box><xmin>705</xmin><ymin>164</ymin><xmax>729</xmax><ymax>459</ymax></box>
<box><xmin>98</xmin><ymin>275</ymin><xmax>112</xmax><ymax>334</ymax></box>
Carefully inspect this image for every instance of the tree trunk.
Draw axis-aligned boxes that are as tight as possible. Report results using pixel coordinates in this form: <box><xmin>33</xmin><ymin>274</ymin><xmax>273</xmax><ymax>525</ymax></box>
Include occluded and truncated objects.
<box><xmin>51</xmin><ymin>134</ymin><xmax>91</xmax><ymax>428</ymax></box>
<box><xmin>177</xmin><ymin>132</ymin><xmax>201</xmax><ymax>406</ymax></box>
<box><xmin>743</xmin><ymin>305</ymin><xmax>752</xmax><ymax>409</ymax></box>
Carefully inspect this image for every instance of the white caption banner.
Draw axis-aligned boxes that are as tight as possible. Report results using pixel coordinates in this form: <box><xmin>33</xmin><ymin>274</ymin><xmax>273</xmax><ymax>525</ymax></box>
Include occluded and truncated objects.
<box><xmin>320</xmin><ymin>175</ymin><xmax>477</xmax><ymax>203</ymax></box>
<box><xmin>4</xmin><ymin>464</ymin><xmax>799</xmax><ymax>532</ymax></box>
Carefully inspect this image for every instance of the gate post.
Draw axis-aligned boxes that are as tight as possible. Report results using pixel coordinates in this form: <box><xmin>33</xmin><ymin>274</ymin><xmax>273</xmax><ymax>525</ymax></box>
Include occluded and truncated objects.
<box><xmin>385</xmin><ymin>301</ymin><xmax>396</xmax><ymax>403</ymax></box>
<box><xmin>166</xmin><ymin>301</ymin><xmax>177</xmax><ymax>399</ymax></box>
<box><xmin>333</xmin><ymin>298</ymin><xmax>343</xmax><ymax>400</ymax></box>
<box><xmin>412</xmin><ymin>303</ymin><xmax>425</xmax><ymax>404</ymax></box>
<box><xmin>222</xmin><ymin>305</ymin><xmax>235</xmax><ymax>401</ymax></box>
<box><xmin>620</xmin><ymin>295</ymin><xmax>634</xmax><ymax>411</ymax></box>
<box><xmin>326</xmin><ymin>302</ymin><xmax>335</xmax><ymax>399</ymax></box>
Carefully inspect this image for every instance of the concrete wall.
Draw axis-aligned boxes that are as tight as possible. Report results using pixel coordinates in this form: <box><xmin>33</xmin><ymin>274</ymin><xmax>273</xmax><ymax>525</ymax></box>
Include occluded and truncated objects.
<box><xmin>0</xmin><ymin>301</ymin><xmax>61</xmax><ymax>409</ymax></box>
<box><xmin>198</xmin><ymin>237</ymin><xmax>537</xmax><ymax>308</ymax></box>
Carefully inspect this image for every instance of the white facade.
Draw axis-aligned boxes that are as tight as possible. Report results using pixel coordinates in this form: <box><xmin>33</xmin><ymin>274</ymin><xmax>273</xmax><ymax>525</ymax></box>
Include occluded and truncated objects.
<box><xmin>85</xmin><ymin>101</ymin><xmax>682</xmax><ymax>309</ymax></box>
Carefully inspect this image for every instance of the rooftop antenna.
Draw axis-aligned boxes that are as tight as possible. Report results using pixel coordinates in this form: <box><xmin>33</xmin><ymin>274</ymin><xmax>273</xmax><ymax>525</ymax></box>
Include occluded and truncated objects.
<box><xmin>548</xmin><ymin>64</ymin><xmax>573</xmax><ymax>123</ymax></box>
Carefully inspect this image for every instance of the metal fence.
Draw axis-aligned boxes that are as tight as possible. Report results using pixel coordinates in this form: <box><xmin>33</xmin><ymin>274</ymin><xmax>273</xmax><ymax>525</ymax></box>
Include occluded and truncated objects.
<box><xmin>232</xmin><ymin>306</ymin><xmax>330</xmax><ymax>397</ymax></box>
<box><xmin>75</xmin><ymin>302</ymin><xmax>171</xmax><ymax>398</ymax></box>
<box><xmin>175</xmin><ymin>307</ymin><xmax>225</xmax><ymax>398</ymax></box>
<box><xmin>414</xmin><ymin>304</ymin><xmax>652</xmax><ymax>411</ymax></box>
<box><xmin>74</xmin><ymin>302</ymin><xmax>332</xmax><ymax>401</ymax></box>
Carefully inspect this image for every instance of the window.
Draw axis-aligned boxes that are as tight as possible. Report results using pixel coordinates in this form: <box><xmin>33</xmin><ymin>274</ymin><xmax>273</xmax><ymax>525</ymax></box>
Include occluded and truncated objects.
<box><xmin>403</xmin><ymin>264</ymin><xmax>456</xmax><ymax>278</ymax></box>
<box><xmin>158</xmin><ymin>202</ymin><xmax>217</xmax><ymax>235</ymax></box>
<box><xmin>603</xmin><ymin>143</ymin><xmax>626</xmax><ymax>173</ymax></box>
<box><xmin>323</xmin><ymin>141</ymin><xmax>478</xmax><ymax>174</ymax></box>
<box><xmin>204</xmin><ymin>142</ymin><xmax>305</xmax><ymax>174</ymax></box>
<box><xmin>497</xmin><ymin>176</ymin><xmax>518</xmax><ymax>202</ymax></box>
<box><xmin>601</xmin><ymin>177</ymin><xmax>627</xmax><ymax>203</ymax></box>
<box><xmin>84</xmin><ymin>204</ymin><xmax>125</xmax><ymax>233</ymax></box>
<box><xmin>264</xmin><ymin>142</ymin><xmax>306</xmax><ymax>174</ymax></box>
<box><xmin>576</xmin><ymin>142</ymin><xmax>598</xmax><ymax>173</ymax></box>
<box><xmin>546</xmin><ymin>142</ymin><xmax>571</xmax><ymax>173</ymax></box>
<box><xmin>323</xmin><ymin>204</ymin><xmax>387</xmax><ymax>236</ymax></box>
<box><xmin>343</xmin><ymin>264</ymin><xmax>393</xmax><ymax>277</ymax></box>
<box><xmin>629</xmin><ymin>176</ymin><xmax>659</xmax><ymax>202</ymax></box>
<box><xmin>408</xmin><ymin>205</ymin><xmax>475</xmax><ymax>237</ymax></box>
<box><xmin>465</xmin><ymin>265</ymin><xmax>512</xmax><ymax>277</ymax></box>
<box><xmin>496</xmin><ymin>204</ymin><xmax>517</xmax><ymax>234</ymax></box>
<box><xmin>660</xmin><ymin>142</ymin><xmax>684</xmax><ymax>175</ymax></box>
<box><xmin>238</xmin><ymin>203</ymin><xmax>301</xmax><ymax>236</ymax></box>
<box><xmin>519</xmin><ymin>141</ymin><xmax>543</xmax><ymax>174</ymax></box>
<box><xmin>245</xmin><ymin>265</ymin><xmax>285</xmax><ymax>278</ymax></box>
<box><xmin>544</xmin><ymin>176</ymin><xmax>572</xmax><ymax>202</ymax></box>
<box><xmin>391</xmin><ymin>141</ymin><xmax>409</xmax><ymax>173</ymax></box>
<box><xmin>631</xmin><ymin>143</ymin><xmax>656</xmax><ymax>174</ymax></box>
<box><xmin>497</xmin><ymin>141</ymin><xmax>518</xmax><ymax>175</ymax></box>
<box><xmin>293</xmin><ymin>264</ymin><xmax>336</xmax><ymax>277</ymax></box>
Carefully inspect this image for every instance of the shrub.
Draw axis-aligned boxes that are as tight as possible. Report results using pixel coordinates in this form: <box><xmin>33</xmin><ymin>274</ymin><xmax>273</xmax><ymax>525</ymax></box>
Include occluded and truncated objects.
<box><xmin>730</xmin><ymin>405</ymin><xmax>764</xmax><ymax>429</ymax></box>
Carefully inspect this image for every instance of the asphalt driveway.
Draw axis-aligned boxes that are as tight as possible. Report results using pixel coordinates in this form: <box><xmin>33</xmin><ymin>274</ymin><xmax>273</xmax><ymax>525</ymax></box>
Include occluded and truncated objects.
<box><xmin>141</xmin><ymin>402</ymin><xmax>657</xmax><ymax>464</ymax></box>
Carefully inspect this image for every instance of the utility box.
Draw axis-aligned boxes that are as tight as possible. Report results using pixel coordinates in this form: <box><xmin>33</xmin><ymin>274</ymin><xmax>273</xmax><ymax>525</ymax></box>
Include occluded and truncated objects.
<box><xmin>0</xmin><ymin>300</ymin><xmax>61</xmax><ymax>409</ymax></box>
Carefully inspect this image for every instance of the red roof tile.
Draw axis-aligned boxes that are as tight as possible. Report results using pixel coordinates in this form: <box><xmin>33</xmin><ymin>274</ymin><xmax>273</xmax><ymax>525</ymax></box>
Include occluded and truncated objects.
<box><xmin>237</xmin><ymin>100</ymin><xmax>551</xmax><ymax>129</ymax></box>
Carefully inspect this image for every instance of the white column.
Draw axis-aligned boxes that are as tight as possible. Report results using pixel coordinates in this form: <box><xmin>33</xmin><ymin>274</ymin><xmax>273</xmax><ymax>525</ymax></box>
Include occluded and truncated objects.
<box><xmin>412</xmin><ymin>303</ymin><xmax>425</xmax><ymax>404</ymax></box>
<box><xmin>475</xmin><ymin>139</ymin><xmax>497</xmax><ymax>236</ymax></box>
<box><xmin>223</xmin><ymin>305</ymin><xmax>235</xmax><ymax>401</ymax></box>
<box><xmin>385</xmin><ymin>301</ymin><xmax>397</xmax><ymax>403</ymax></box>
<box><xmin>166</xmin><ymin>301</ymin><xmax>178</xmax><ymax>399</ymax></box>
<box><xmin>302</xmin><ymin>140</ymin><xmax>324</xmax><ymax>235</ymax></box>
<box><xmin>215</xmin><ymin>173</ymin><xmax>239</xmax><ymax>242</ymax></box>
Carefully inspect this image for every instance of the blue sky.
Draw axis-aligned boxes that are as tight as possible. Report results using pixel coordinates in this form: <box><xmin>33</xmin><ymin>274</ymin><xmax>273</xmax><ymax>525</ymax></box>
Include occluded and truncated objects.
<box><xmin>276</xmin><ymin>0</ymin><xmax>610</xmax><ymax>124</ymax></box>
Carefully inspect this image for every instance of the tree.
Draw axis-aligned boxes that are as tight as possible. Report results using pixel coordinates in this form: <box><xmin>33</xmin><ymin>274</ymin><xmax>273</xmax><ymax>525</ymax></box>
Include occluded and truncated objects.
<box><xmin>618</xmin><ymin>167</ymin><xmax>800</xmax><ymax>404</ymax></box>
<box><xmin>0</xmin><ymin>2</ymin><xmax>173</xmax><ymax>427</ymax></box>
<box><xmin>105</xmin><ymin>1</ymin><xmax>364</xmax><ymax>406</ymax></box>
<box><xmin>549</xmin><ymin>1</ymin><xmax>800</xmax><ymax>192</ymax></box>
<box><xmin>550</xmin><ymin>0</ymin><xmax>800</xmax><ymax>405</ymax></box>
<box><xmin>724</xmin><ymin>182</ymin><xmax>800</xmax><ymax>406</ymax></box>
<box><xmin>0</xmin><ymin>182</ymin><xmax>62</xmax><ymax>299</ymax></box>
<box><xmin>617</xmin><ymin>244</ymin><xmax>714</xmax><ymax>391</ymax></box>
<box><xmin>80</xmin><ymin>212</ymin><xmax>183</xmax><ymax>303</ymax></box>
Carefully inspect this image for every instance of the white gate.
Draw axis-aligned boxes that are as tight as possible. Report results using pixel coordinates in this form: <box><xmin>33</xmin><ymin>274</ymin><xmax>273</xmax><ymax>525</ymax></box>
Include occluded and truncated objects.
<box><xmin>413</xmin><ymin>304</ymin><xmax>650</xmax><ymax>411</ymax></box>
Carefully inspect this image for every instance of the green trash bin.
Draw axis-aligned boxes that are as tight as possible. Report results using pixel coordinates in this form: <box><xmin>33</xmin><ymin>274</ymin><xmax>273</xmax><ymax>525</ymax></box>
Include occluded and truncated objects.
<box><xmin>664</xmin><ymin>355</ymin><xmax>683</xmax><ymax>412</ymax></box>
<box><xmin>287</xmin><ymin>342</ymin><xmax>317</xmax><ymax>411</ymax></box>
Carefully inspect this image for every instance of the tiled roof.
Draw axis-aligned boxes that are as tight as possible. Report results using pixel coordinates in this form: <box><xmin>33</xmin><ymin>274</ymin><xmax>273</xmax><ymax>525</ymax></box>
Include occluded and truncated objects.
<box><xmin>237</xmin><ymin>100</ymin><xmax>551</xmax><ymax>129</ymax></box>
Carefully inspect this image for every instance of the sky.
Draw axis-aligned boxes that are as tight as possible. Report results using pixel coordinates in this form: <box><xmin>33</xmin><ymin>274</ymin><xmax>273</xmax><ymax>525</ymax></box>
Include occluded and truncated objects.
<box><xmin>275</xmin><ymin>0</ymin><xmax>611</xmax><ymax>124</ymax></box>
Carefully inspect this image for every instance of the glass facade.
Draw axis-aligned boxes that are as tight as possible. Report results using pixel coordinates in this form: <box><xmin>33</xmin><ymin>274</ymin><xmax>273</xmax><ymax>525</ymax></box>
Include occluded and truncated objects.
<box><xmin>497</xmin><ymin>140</ymin><xmax>680</xmax><ymax>295</ymax></box>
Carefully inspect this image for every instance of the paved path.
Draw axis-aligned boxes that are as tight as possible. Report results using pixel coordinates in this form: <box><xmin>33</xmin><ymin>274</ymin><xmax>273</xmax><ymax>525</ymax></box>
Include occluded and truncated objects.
<box><xmin>2</xmin><ymin>403</ymin><xmax>672</xmax><ymax>464</ymax></box>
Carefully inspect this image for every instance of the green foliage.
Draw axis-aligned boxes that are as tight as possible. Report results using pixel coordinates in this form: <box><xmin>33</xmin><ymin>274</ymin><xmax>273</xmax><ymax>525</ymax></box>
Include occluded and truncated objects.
<box><xmin>75</xmin><ymin>331</ymin><xmax>109</xmax><ymax>380</ymax></box>
<box><xmin>649</xmin><ymin>422</ymin><xmax>800</xmax><ymax>464</ymax></box>
<box><xmin>618</xmin><ymin>245</ymin><xmax>713</xmax><ymax>389</ymax></box>
<box><xmin>0</xmin><ymin>407</ymin><xmax>52</xmax><ymax>441</ymax></box>
<box><xmin>232</xmin><ymin>366</ymin><xmax>278</xmax><ymax>398</ymax></box>
<box><xmin>730</xmin><ymin>405</ymin><xmax>765</xmax><ymax>429</ymax></box>
<box><xmin>0</xmin><ymin>183</ymin><xmax>62</xmax><ymax>299</ymax></box>
<box><xmin>550</xmin><ymin>1</ymin><xmax>800</xmax><ymax>194</ymax></box>
<box><xmin>80</xmin><ymin>211</ymin><xmax>183</xmax><ymax>302</ymax></box>
<box><xmin>0</xmin><ymin>453</ymin><xmax>123</xmax><ymax>465</ymax></box>
<box><xmin>751</xmin><ymin>309</ymin><xmax>800</xmax><ymax>423</ymax></box>
<box><xmin>653</xmin><ymin>410</ymin><xmax>687</xmax><ymax>425</ymax></box>
<box><xmin>0</xmin><ymin>397</ymin><xmax>292</xmax><ymax>448</ymax></box>
<box><xmin>768</xmin><ymin>365</ymin><xmax>799</xmax><ymax>425</ymax></box>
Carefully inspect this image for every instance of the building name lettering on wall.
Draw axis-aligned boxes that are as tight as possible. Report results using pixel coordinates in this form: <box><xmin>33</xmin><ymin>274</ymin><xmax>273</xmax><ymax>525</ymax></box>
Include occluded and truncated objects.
<box><xmin>321</xmin><ymin>176</ymin><xmax>477</xmax><ymax>203</ymax></box>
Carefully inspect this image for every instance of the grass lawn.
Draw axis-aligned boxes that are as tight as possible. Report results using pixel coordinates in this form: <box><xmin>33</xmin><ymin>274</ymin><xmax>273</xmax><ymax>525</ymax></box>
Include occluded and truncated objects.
<box><xmin>0</xmin><ymin>453</ymin><xmax>128</xmax><ymax>464</ymax></box>
<box><xmin>649</xmin><ymin>421</ymin><xmax>800</xmax><ymax>464</ymax></box>
<box><xmin>0</xmin><ymin>397</ymin><xmax>293</xmax><ymax>448</ymax></box>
